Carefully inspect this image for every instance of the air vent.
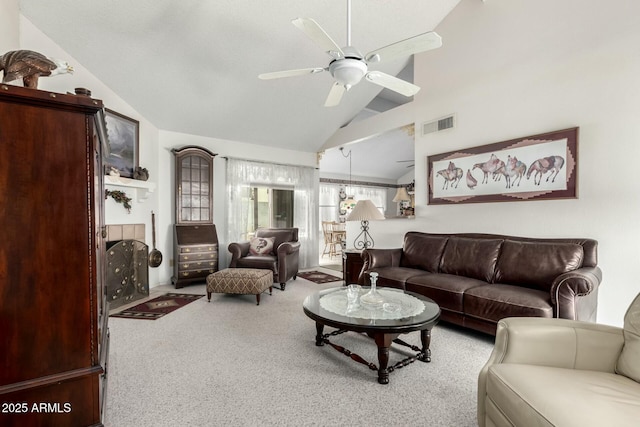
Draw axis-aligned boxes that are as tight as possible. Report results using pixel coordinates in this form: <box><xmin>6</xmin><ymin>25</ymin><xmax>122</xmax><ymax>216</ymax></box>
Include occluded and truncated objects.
<box><xmin>422</xmin><ymin>114</ymin><xmax>455</xmax><ymax>135</ymax></box>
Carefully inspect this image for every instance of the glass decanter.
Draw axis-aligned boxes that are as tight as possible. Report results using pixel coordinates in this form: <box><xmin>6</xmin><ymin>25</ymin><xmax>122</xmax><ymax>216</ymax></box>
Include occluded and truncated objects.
<box><xmin>360</xmin><ymin>271</ymin><xmax>385</xmax><ymax>308</ymax></box>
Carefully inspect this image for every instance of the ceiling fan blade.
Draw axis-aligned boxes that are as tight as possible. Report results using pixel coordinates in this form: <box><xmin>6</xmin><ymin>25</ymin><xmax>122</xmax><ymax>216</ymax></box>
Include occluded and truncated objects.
<box><xmin>258</xmin><ymin>67</ymin><xmax>325</xmax><ymax>80</ymax></box>
<box><xmin>365</xmin><ymin>71</ymin><xmax>421</xmax><ymax>97</ymax></box>
<box><xmin>365</xmin><ymin>31</ymin><xmax>442</xmax><ymax>63</ymax></box>
<box><xmin>324</xmin><ymin>82</ymin><xmax>346</xmax><ymax>107</ymax></box>
<box><xmin>292</xmin><ymin>18</ymin><xmax>345</xmax><ymax>59</ymax></box>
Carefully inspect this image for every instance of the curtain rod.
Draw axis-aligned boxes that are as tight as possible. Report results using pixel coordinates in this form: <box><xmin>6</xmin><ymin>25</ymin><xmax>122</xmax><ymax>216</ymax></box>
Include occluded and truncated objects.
<box><xmin>222</xmin><ymin>156</ymin><xmax>319</xmax><ymax>170</ymax></box>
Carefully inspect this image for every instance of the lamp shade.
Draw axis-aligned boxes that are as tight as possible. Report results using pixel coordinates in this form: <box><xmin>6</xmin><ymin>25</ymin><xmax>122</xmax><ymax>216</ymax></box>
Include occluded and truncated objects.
<box><xmin>346</xmin><ymin>199</ymin><xmax>385</xmax><ymax>221</ymax></box>
<box><xmin>392</xmin><ymin>187</ymin><xmax>411</xmax><ymax>202</ymax></box>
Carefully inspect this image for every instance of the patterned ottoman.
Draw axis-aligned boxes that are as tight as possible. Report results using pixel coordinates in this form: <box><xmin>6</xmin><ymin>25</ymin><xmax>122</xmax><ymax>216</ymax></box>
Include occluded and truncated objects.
<box><xmin>206</xmin><ymin>268</ymin><xmax>273</xmax><ymax>305</ymax></box>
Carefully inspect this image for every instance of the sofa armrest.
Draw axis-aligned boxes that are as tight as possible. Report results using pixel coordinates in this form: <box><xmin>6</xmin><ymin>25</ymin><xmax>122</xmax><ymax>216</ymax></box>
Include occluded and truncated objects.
<box><xmin>362</xmin><ymin>248</ymin><xmax>403</xmax><ymax>269</ymax></box>
<box><xmin>551</xmin><ymin>266</ymin><xmax>603</xmax><ymax>320</ymax></box>
<box><xmin>227</xmin><ymin>241</ymin><xmax>250</xmax><ymax>267</ymax></box>
<box><xmin>276</xmin><ymin>241</ymin><xmax>300</xmax><ymax>257</ymax></box>
<box><xmin>360</xmin><ymin>248</ymin><xmax>403</xmax><ymax>284</ymax></box>
<box><xmin>477</xmin><ymin>317</ymin><xmax>624</xmax><ymax>427</ymax></box>
<box><xmin>485</xmin><ymin>317</ymin><xmax>623</xmax><ymax>370</ymax></box>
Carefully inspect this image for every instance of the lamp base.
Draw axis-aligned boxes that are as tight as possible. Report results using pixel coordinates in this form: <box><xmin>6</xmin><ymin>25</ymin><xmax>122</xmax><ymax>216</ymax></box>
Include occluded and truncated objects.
<box><xmin>353</xmin><ymin>220</ymin><xmax>374</xmax><ymax>250</ymax></box>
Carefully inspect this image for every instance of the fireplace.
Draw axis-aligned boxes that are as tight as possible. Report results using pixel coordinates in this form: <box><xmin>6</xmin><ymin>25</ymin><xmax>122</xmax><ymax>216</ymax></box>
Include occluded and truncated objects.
<box><xmin>105</xmin><ymin>224</ymin><xmax>150</xmax><ymax>310</ymax></box>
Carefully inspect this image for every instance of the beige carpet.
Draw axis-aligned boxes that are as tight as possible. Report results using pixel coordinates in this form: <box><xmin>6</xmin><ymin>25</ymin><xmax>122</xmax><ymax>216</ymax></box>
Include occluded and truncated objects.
<box><xmin>104</xmin><ymin>278</ymin><xmax>495</xmax><ymax>426</ymax></box>
<box><xmin>322</xmin><ymin>263</ymin><xmax>343</xmax><ymax>272</ymax></box>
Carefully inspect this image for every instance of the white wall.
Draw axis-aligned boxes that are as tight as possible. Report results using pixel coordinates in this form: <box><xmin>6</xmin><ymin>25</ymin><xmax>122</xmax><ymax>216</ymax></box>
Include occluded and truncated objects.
<box><xmin>338</xmin><ymin>0</ymin><xmax>640</xmax><ymax>327</ymax></box>
<box><xmin>156</xmin><ymin>131</ymin><xmax>316</xmax><ymax>285</ymax></box>
<box><xmin>0</xmin><ymin>0</ymin><xmax>19</xmax><ymax>52</ymax></box>
<box><xmin>408</xmin><ymin>0</ymin><xmax>640</xmax><ymax>327</ymax></box>
<box><xmin>13</xmin><ymin>2</ymin><xmax>640</xmax><ymax>325</ymax></box>
<box><xmin>18</xmin><ymin>16</ymin><xmax>162</xmax><ymax>287</ymax></box>
<box><xmin>17</xmin><ymin>15</ymin><xmax>317</xmax><ymax>288</ymax></box>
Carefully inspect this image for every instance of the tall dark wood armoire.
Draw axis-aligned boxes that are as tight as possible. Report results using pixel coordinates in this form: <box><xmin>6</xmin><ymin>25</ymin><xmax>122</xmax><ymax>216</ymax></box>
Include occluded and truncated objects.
<box><xmin>0</xmin><ymin>85</ymin><xmax>109</xmax><ymax>426</ymax></box>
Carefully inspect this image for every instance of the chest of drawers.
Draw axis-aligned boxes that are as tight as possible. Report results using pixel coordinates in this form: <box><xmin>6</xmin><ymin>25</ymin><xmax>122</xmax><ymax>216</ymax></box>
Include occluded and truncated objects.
<box><xmin>172</xmin><ymin>224</ymin><xmax>219</xmax><ymax>288</ymax></box>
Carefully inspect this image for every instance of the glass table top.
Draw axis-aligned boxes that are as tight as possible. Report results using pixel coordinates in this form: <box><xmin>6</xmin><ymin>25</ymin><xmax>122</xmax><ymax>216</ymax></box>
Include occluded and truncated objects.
<box><xmin>303</xmin><ymin>286</ymin><xmax>441</xmax><ymax>330</ymax></box>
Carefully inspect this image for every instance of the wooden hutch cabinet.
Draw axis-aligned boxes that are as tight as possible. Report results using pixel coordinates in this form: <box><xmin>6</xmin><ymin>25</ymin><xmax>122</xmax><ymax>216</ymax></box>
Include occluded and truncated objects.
<box><xmin>0</xmin><ymin>85</ymin><xmax>109</xmax><ymax>426</ymax></box>
<box><xmin>171</xmin><ymin>146</ymin><xmax>219</xmax><ymax>288</ymax></box>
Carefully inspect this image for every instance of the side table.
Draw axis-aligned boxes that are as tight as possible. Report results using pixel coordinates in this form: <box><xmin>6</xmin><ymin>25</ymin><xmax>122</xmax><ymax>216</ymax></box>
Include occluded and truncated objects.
<box><xmin>342</xmin><ymin>249</ymin><xmax>364</xmax><ymax>285</ymax></box>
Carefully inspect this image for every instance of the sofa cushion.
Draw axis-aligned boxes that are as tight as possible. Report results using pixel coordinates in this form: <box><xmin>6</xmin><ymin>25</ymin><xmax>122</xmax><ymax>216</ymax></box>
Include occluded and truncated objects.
<box><xmin>439</xmin><ymin>237</ymin><xmax>503</xmax><ymax>282</ymax></box>
<box><xmin>465</xmin><ymin>284</ymin><xmax>552</xmax><ymax>322</ymax></box>
<box><xmin>486</xmin><ymin>364</ymin><xmax>640</xmax><ymax>426</ymax></box>
<box><xmin>368</xmin><ymin>267</ymin><xmax>426</xmax><ymax>290</ymax></box>
<box><xmin>236</xmin><ymin>255</ymin><xmax>277</xmax><ymax>272</ymax></box>
<box><xmin>494</xmin><ymin>240</ymin><xmax>584</xmax><ymax>291</ymax></box>
<box><xmin>616</xmin><ymin>292</ymin><xmax>640</xmax><ymax>383</ymax></box>
<box><xmin>400</xmin><ymin>233</ymin><xmax>449</xmax><ymax>273</ymax></box>
<box><xmin>406</xmin><ymin>273</ymin><xmax>488</xmax><ymax>313</ymax></box>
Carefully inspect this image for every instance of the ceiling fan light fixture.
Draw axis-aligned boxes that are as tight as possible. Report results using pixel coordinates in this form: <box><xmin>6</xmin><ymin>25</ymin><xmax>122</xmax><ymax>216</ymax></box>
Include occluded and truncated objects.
<box><xmin>329</xmin><ymin>58</ymin><xmax>367</xmax><ymax>87</ymax></box>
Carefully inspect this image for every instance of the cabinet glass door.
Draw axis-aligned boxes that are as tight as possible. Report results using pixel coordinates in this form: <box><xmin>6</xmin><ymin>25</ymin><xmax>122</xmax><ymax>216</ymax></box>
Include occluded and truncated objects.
<box><xmin>173</xmin><ymin>146</ymin><xmax>216</xmax><ymax>224</ymax></box>
<box><xmin>180</xmin><ymin>156</ymin><xmax>210</xmax><ymax>222</ymax></box>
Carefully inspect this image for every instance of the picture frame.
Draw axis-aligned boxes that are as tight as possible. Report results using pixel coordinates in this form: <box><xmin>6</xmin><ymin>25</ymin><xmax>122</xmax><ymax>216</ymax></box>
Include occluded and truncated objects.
<box><xmin>94</xmin><ymin>108</ymin><xmax>110</xmax><ymax>159</ymax></box>
<box><xmin>427</xmin><ymin>127</ymin><xmax>578</xmax><ymax>205</ymax></box>
<box><xmin>104</xmin><ymin>109</ymin><xmax>139</xmax><ymax>178</ymax></box>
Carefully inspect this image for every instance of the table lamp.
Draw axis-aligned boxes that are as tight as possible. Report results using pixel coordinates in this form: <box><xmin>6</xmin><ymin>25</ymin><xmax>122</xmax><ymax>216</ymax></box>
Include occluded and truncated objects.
<box><xmin>392</xmin><ymin>186</ymin><xmax>411</xmax><ymax>216</ymax></box>
<box><xmin>346</xmin><ymin>199</ymin><xmax>385</xmax><ymax>249</ymax></box>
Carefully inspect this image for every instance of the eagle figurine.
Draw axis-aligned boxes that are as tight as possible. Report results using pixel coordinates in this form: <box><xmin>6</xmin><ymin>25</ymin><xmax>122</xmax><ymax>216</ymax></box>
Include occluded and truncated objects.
<box><xmin>0</xmin><ymin>50</ymin><xmax>74</xmax><ymax>89</ymax></box>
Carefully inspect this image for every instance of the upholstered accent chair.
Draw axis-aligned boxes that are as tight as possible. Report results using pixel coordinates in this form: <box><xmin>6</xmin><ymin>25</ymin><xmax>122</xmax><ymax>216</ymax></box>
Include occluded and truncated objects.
<box><xmin>228</xmin><ymin>227</ymin><xmax>300</xmax><ymax>291</ymax></box>
<box><xmin>478</xmin><ymin>292</ymin><xmax>640</xmax><ymax>426</ymax></box>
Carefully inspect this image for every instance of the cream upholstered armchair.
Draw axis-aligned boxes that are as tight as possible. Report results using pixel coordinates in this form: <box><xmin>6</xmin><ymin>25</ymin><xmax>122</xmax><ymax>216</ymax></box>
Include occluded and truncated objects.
<box><xmin>228</xmin><ymin>227</ymin><xmax>300</xmax><ymax>291</ymax></box>
<box><xmin>478</xmin><ymin>293</ymin><xmax>640</xmax><ymax>427</ymax></box>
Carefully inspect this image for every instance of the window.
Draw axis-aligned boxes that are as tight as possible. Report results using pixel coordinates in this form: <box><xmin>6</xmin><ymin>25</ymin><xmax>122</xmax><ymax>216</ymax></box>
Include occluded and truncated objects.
<box><xmin>319</xmin><ymin>183</ymin><xmax>387</xmax><ymax>230</ymax></box>
<box><xmin>319</xmin><ymin>184</ymin><xmax>340</xmax><ymax>226</ymax></box>
<box><xmin>243</xmin><ymin>186</ymin><xmax>294</xmax><ymax>238</ymax></box>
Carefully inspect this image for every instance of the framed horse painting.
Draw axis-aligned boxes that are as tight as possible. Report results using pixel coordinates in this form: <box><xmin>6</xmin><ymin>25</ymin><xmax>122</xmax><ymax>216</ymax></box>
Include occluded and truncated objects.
<box><xmin>427</xmin><ymin>127</ymin><xmax>578</xmax><ymax>205</ymax></box>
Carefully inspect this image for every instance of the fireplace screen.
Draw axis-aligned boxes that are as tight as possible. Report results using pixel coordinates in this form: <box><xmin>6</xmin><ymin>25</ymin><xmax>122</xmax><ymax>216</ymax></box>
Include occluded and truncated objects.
<box><xmin>106</xmin><ymin>239</ymin><xmax>149</xmax><ymax>309</ymax></box>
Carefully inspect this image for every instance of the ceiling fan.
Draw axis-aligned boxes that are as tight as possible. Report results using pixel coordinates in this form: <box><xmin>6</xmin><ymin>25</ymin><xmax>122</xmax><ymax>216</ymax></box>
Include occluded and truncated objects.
<box><xmin>397</xmin><ymin>159</ymin><xmax>415</xmax><ymax>168</ymax></box>
<box><xmin>258</xmin><ymin>0</ymin><xmax>442</xmax><ymax>107</ymax></box>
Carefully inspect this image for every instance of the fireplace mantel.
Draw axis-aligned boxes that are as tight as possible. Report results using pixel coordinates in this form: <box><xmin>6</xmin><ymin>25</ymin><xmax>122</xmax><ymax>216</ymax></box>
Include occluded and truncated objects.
<box><xmin>104</xmin><ymin>175</ymin><xmax>156</xmax><ymax>202</ymax></box>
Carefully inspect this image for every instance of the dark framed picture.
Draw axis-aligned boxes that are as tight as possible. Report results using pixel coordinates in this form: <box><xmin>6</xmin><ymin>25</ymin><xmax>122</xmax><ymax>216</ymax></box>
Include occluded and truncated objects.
<box><xmin>104</xmin><ymin>109</ymin><xmax>139</xmax><ymax>178</ymax></box>
<box><xmin>428</xmin><ymin>127</ymin><xmax>578</xmax><ymax>205</ymax></box>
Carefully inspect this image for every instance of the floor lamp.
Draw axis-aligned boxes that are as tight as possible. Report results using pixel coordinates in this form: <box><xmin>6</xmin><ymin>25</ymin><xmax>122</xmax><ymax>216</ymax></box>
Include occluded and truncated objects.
<box><xmin>346</xmin><ymin>199</ymin><xmax>385</xmax><ymax>250</ymax></box>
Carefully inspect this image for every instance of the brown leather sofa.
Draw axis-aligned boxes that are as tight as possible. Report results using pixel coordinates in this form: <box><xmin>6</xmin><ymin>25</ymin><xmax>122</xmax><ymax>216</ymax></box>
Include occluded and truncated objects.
<box><xmin>360</xmin><ymin>232</ymin><xmax>602</xmax><ymax>335</ymax></box>
<box><xmin>228</xmin><ymin>227</ymin><xmax>300</xmax><ymax>291</ymax></box>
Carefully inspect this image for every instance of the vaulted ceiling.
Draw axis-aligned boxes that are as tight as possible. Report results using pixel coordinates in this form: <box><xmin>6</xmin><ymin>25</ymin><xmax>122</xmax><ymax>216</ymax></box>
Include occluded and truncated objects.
<box><xmin>19</xmin><ymin>0</ymin><xmax>460</xmax><ymax>177</ymax></box>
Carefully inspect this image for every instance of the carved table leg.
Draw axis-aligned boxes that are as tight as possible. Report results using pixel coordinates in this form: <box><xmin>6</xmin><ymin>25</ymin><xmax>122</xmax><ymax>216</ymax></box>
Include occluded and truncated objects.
<box><xmin>374</xmin><ymin>334</ymin><xmax>396</xmax><ymax>384</ymax></box>
<box><xmin>315</xmin><ymin>322</ymin><xmax>325</xmax><ymax>346</ymax></box>
<box><xmin>418</xmin><ymin>328</ymin><xmax>432</xmax><ymax>362</ymax></box>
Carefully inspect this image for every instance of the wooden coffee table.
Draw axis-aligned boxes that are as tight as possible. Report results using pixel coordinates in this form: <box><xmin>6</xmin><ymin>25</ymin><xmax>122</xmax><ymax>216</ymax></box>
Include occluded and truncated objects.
<box><xmin>302</xmin><ymin>287</ymin><xmax>440</xmax><ymax>384</ymax></box>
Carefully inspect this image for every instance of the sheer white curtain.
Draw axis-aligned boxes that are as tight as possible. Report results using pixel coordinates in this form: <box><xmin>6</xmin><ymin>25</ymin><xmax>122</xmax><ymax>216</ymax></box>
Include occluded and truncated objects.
<box><xmin>226</xmin><ymin>158</ymin><xmax>319</xmax><ymax>269</ymax></box>
<box><xmin>319</xmin><ymin>184</ymin><xmax>340</xmax><ymax>227</ymax></box>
